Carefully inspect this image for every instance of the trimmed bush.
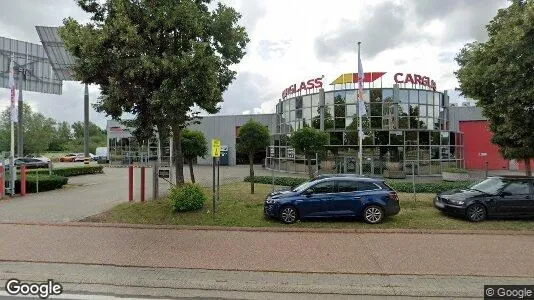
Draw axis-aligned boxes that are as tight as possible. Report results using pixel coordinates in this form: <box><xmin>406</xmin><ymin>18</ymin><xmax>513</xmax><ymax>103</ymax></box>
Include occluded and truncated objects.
<box><xmin>15</xmin><ymin>175</ymin><xmax>68</xmax><ymax>193</ymax></box>
<box><xmin>169</xmin><ymin>183</ymin><xmax>207</xmax><ymax>212</ymax></box>
<box><xmin>244</xmin><ymin>176</ymin><xmax>476</xmax><ymax>194</ymax></box>
<box><xmin>442</xmin><ymin>167</ymin><xmax>468</xmax><ymax>173</ymax></box>
<box><xmin>26</xmin><ymin>166</ymin><xmax>104</xmax><ymax>177</ymax></box>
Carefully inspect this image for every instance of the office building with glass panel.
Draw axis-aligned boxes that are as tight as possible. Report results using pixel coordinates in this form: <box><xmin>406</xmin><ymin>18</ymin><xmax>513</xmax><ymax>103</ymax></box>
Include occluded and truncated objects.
<box><xmin>268</xmin><ymin>77</ymin><xmax>464</xmax><ymax>175</ymax></box>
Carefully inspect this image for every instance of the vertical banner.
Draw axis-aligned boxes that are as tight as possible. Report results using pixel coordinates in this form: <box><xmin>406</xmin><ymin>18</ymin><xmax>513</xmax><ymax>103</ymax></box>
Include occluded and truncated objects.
<box><xmin>8</xmin><ymin>54</ymin><xmax>17</xmax><ymax>122</ymax></box>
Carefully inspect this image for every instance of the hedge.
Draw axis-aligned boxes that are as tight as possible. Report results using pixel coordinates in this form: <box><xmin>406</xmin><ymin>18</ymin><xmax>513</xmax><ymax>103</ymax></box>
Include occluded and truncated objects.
<box><xmin>244</xmin><ymin>176</ymin><xmax>475</xmax><ymax>194</ymax></box>
<box><xmin>26</xmin><ymin>166</ymin><xmax>104</xmax><ymax>177</ymax></box>
<box><xmin>15</xmin><ymin>174</ymin><xmax>68</xmax><ymax>193</ymax></box>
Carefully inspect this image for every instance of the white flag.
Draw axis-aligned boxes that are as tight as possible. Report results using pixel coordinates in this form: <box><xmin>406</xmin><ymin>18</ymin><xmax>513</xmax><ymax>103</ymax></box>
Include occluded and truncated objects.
<box><xmin>357</xmin><ymin>52</ymin><xmax>367</xmax><ymax>117</ymax></box>
<box><xmin>8</xmin><ymin>54</ymin><xmax>17</xmax><ymax>122</ymax></box>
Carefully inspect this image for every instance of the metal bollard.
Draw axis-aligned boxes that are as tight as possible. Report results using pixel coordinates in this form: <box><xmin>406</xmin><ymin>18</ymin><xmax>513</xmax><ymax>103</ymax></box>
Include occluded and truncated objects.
<box><xmin>128</xmin><ymin>165</ymin><xmax>134</xmax><ymax>202</ymax></box>
<box><xmin>140</xmin><ymin>166</ymin><xmax>145</xmax><ymax>202</ymax></box>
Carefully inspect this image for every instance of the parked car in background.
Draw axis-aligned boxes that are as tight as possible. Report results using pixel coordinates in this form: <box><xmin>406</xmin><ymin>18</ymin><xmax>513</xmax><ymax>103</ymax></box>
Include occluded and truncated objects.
<box><xmin>73</xmin><ymin>153</ymin><xmax>99</xmax><ymax>162</ymax></box>
<box><xmin>59</xmin><ymin>153</ymin><xmax>78</xmax><ymax>162</ymax></box>
<box><xmin>25</xmin><ymin>155</ymin><xmax>51</xmax><ymax>163</ymax></box>
<box><xmin>14</xmin><ymin>157</ymin><xmax>50</xmax><ymax>169</ymax></box>
<box><xmin>434</xmin><ymin>176</ymin><xmax>534</xmax><ymax>222</ymax></box>
<box><xmin>264</xmin><ymin>176</ymin><xmax>400</xmax><ymax>224</ymax></box>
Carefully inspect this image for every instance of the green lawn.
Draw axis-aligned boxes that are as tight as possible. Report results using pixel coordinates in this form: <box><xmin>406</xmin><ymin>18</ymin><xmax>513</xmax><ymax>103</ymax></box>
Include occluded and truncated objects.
<box><xmin>83</xmin><ymin>182</ymin><xmax>534</xmax><ymax>231</ymax></box>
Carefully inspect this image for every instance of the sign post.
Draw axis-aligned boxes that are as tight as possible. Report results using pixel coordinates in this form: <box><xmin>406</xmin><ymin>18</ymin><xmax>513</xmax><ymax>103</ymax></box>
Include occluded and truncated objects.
<box><xmin>211</xmin><ymin>139</ymin><xmax>221</xmax><ymax>214</ymax></box>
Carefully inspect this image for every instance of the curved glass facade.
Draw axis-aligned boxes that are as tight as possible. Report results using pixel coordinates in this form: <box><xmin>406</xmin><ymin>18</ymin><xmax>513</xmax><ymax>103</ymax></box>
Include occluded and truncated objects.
<box><xmin>269</xmin><ymin>87</ymin><xmax>464</xmax><ymax>175</ymax></box>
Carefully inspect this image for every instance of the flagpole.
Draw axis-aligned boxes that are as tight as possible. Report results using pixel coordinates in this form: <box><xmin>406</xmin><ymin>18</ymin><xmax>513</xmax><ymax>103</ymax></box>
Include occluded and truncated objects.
<box><xmin>8</xmin><ymin>53</ymin><xmax>16</xmax><ymax>196</ymax></box>
<box><xmin>357</xmin><ymin>42</ymin><xmax>363</xmax><ymax>176</ymax></box>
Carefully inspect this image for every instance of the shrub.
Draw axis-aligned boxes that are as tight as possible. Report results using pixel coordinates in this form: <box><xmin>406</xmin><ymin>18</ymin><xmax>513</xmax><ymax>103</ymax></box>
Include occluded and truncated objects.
<box><xmin>15</xmin><ymin>175</ymin><xmax>68</xmax><ymax>193</ymax></box>
<box><xmin>244</xmin><ymin>176</ymin><xmax>476</xmax><ymax>193</ymax></box>
<box><xmin>26</xmin><ymin>166</ymin><xmax>104</xmax><ymax>177</ymax></box>
<box><xmin>169</xmin><ymin>183</ymin><xmax>207</xmax><ymax>212</ymax></box>
<box><xmin>442</xmin><ymin>166</ymin><xmax>469</xmax><ymax>173</ymax></box>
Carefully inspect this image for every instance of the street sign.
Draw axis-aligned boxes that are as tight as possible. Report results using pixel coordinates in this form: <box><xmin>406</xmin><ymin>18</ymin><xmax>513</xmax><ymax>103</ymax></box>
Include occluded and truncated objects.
<box><xmin>211</xmin><ymin>139</ymin><xmax>221</xmax><ymax>157</ymax></box>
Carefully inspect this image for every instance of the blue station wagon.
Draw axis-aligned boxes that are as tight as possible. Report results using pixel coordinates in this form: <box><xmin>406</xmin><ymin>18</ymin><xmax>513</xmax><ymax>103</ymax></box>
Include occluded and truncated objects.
<box><xmin>264</xmin><ymin>176</ymin><xmax>400</xmax><ymax>224</ymax></box>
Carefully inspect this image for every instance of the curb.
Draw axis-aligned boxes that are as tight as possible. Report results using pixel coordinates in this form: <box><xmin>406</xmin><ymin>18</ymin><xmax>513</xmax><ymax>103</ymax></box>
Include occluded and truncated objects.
<box><xmin>3</xmin><ymin>221</ymin><xmax>534</xmax><ymax>235</ymax></box>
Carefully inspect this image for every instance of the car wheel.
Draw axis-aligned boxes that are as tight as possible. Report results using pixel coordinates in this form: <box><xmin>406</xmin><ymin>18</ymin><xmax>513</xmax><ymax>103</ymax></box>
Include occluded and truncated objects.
<box><xmin>466</xmin><ymin>204</ymin><xmax>486</xmax><ymax>222</ymax></box>
<box><xmin>279</xmin><ymin>206</ymin><xmax>298</xmax><ymax>224</ymax></box>
<box><xmin>363</xmin><ymin>205</ymin><xmax>384</xmax><ymax>224</ymax></box>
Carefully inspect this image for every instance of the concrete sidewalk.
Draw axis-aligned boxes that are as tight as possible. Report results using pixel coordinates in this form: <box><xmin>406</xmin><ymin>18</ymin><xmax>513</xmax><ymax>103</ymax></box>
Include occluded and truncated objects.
<box><xmin>1</xmin><ymin>223</ymin><xmax>533</xmax><ymax>277</ymax></box>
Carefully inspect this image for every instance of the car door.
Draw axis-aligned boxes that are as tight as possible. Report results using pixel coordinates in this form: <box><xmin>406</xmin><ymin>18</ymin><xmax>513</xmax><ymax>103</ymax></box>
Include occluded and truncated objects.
<box><xmin>495</xmin><ymin>181</ymin><xmax>532</xmax><ymax>216</ymax></box>
<box><xmin>296</xmin><ymin>180</ymin><xmax>334</xmax><ymax>217</ymax></box>
<box><xmin>323</xmin><ymin>180</ymin><xmax>360</xmax><ymax>216</ymax></box>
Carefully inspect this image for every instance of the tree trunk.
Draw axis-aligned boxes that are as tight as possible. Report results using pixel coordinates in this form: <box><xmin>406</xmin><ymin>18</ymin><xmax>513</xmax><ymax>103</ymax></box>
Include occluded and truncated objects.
<box><xmin>249</xmin><ymin>152</ymin><xmax>255</xmax><ymax>194</ymax></box>
<box><xmin>172</xmin><ymin>126</ymin><xmax>185</xmax><ymax>186</ymax></box>
<box><xmin>188</xmin><ymin>158</ymin><xmax>195</xmax><ymax>183</ymax></box>
<box><xmin>307</xmin><ymin>156</ymin><xmax>314</xmax><ymax>179</ymax></box>
<box><xmin>526</xmin><ymin>158</ymin><xmax>532</xmax><ymax>177</ymax></box>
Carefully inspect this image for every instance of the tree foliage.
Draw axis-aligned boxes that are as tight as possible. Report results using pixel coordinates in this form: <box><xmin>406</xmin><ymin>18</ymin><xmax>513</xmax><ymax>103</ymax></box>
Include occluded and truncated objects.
<box><xmin>290</xmin><ymin>127</ymin><xmax>329</xmax><ymax>178</ymax></box>
<box><xmin>181</xmin><ymin>129</ymin><xmax>208</xmax><ymax>183</ymax></box>
<box><xmin>60</xmin><ymin>0</ymin><xmax>249</xmax><ymax>185</ymax></box>
<box><xmin>236</xmin><ymin>120</ymin><xmax>270</xmax><ymax>194</ymax></box>
<box><xmin>455</xmin><ymin>0</ymin><xmax>534</xmax><ymax>175</ymax></box>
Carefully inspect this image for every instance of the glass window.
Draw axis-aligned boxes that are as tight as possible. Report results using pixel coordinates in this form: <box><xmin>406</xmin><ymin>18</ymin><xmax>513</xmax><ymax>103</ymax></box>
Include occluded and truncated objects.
<box><xmin>398</xmin><ymin>117</ymin><xmax>409</xmax><ymax>129</ymax></box>
<box><xmin>334</xmin><ymin>103</ymin><xmax>345</xmax><ymax>118</ymax></box>
<box><xmin>431</xmin><ymin>146</ymin><xmax>440</xmax><ymax>160</ymax></box>
<box><xmin>370</xmin><ymin>89</ymin><xmax>382</xmax><ymax>103</ymax></box>
<box><xmin>337</xmin><ymin>180</ymin><xmax>358</xmax><ymax>193</ymax></box>
<box><xmin>419</xmin><ymin>131</ymin><xmax>430</xmax><ymax>145</ymax></box>
<box><xmin>441</xmin><ymin>132</ymin><xmax>450</xmax><ymax>145</ymax></box>
<box><xmin>427</xmin><ymin>118</ymin><xmax>434</xmax><ymax>130</ymax></box>
<box><xmin>283</xmin><ymin>100</ymin><xmax>290</xmax><ymax>112</ymax></box>
<box><xmin>409</xmin><ymin>90</ymin><xmax>418</xmax><ymax>104</ymax></box>
<box><xmin>371</xmin><ymin>117</ymin><xmax>382</xmax><ymax>129</ymax></box>
<box><xmin>434</xmin><ymin>92</ymin><xmax>441</xmax><ymax>106</ymax></box>
<box><xmin>311</xmin><ymin>94</ymin><xmax>319</xmax><ymax>106</ymax></box>
<box><xmin>346</xmin><ymin>104</ymin><xmax>356</xmax><ymax>117</ymax></box>
<box><xmin>374</xmin><ymin>131</ymin><xmax>389</xmax><ymax>146</ymax></box>
<box><xmin>426</xmin><ymin>92</ymin><xmax>435</xmax><ymax>105</ymax></box>
<box><xmin>434</xmin><ymin>106</ymin><xmax>440</xmax><ymax>120</ymax></box>
<box><xmin>334</xmin><ymin>118</ymin><xmax>345</xmax><ymax>130</ymax></box>
<box><xmin>302</xmin><ymin>95</ymin><xmax>311</xmax><ymax>108</ymax></box>
<box><xmin>398</xmin><ymin>103</ymin><xmax>409</xmax><ymax>116</ymax></box>
<box><xmin>289</xmin><ymin>98</ymin><xmax>295</xmax><ymax>110</ymax></box>
<box><xmin>290</xmin><ymin>110</ymin><xmax>296</xmax><ymax>121</ymax></box>
<box><xmin>330</xmin><ymin>132</ymin><xmax>343</xmax><ymax>145</ymax></box>
<box><xmin>503</xmin><ymin>182</ymin><xmax>531</xmax><ymax>195</ymax></box>
<box><xmin>302</xmin><ymin>106</ymin><xmax>311</xmax><ymax>121</ymax></box>
<box><xmin>345</xmin><ymin>117</ymin><xmax>353</xmax><ymax>128</ymax></box>
<box><xmin>295</xmin><ymin>96</ymin><xmax>303</xmax><ymax>110</ymax></box>
<box><xmin>370</xmin><ymin>103</ymin><xmax>382</xmax><ymax>117</ymax></box>
<box><xmin>346</xmin><ymin>90</ymin><xmax>356</xmax><ymax>104</ymax></box>
<box><xmin>334</xmin><ymin>91</ymin><xmax>346</xmax><ymax>104</ymax></box>
<box><xmin>325</xmin><ymin>92</ymin><xmax>334</xmax><ymax>106</ymax></box>
<box><xmin>406</xmin><ymin>146</ymin><xmax>418</xmax><ymax>159</ymax></box>
<box><xmin>406</xmin><ymin>131</ymin><xmax>418</xmax><ymax>145</ymax></box>
<box><xmin>399</xmin><ymin>90</ymin><xmax>409</xmax><ymax>104</ymax></box>
<box><xmin>311</xmin><ymin>181</ymin><xmax>334</xmax><ymax>194</ymax></box>
<box><xmin>390</xmin><ymin>131</ymin><xmax>404</xmax><ymax>145</ymax></box>
<box><xmin>357</xmin><ymin>181</ymin><xmax>380</xmax><ymax>191</ymax></box>
<box><xmin>363</xmin><ymin>90</ymin><xmax>370</xmax><ymax>103</ymax></box>
<box><xmin>431</xmin><ymin>132</ymin><xmax>440</xmax><ymax>145</ymax></box>
<box><xmin>419</xmin><ymin>104</ymin><xmax>428</xmax><ymax>117</ymax></box>
<box><xmin>383</xmin><ymin>89</ymin><xmax>393</xmax><ymax>102</ymax></box>
<box><xmin>418</xmin><ymin>91</ymin><xmax>427</xmax><ymax>104</ymax></box>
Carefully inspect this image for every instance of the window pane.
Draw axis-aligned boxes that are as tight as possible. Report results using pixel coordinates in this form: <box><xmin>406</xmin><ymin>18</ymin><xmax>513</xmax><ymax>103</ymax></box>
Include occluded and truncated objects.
<box><xmin>346</xmin><ymin>90</ymin><xmax>356</xmax><ymax>104</ymax></box>
<box><xmin>357</xmin><ymin>182</ymin><xmax>379</xmax><ymax>191</ymax></box>
<box><xmin>390</xmin><ymin>131</ymin><xmax>404</xmax><ymax>145</ymax></box>
<box><xmin>383</xmin><ymin>89</ymin><xmax>393</xmax><ymax>102</ymax></box>
<box><xmin>398</xmin><ymin>117</ymin><xmax>409</xmax><ymax>129</ymax></box>
<box><xmin>418</xmin><ymin>91</ymin><xmax>427</xmax><ymax>104</ymax></box>
<box><xmin>419</xmin><ymin>131</ymin><xmax>430</xmax><ymax>145</ymax></box>
<box><xmin>370</xmin><ymin>89</ymin><xmax>382</xmax><ymax>103</ymax></box>
<box><xmin>334</xmin><ymin>91</ymin><xmax>346</xmax><ymax>104</ymax></box>
<box><xmin>302</xmin><ymin>95</ymin><xmax>311</xmax><ymax>108</ymax></box>
<box><xmin>290</xmin><ymin>110</ymin><xmax>296</xmax><ymax>121</ymax></box>
<box><xmin>290</xmin><ymin>98</ymin><xmax>295</xmax><ymax>110</ymax></box>
<box><xmin>346</xmin><ymin>104</ymin><xmax>356</xmax><ymax>117</ymax></box>
<box><xmin>330</xmin><ymin>132</ymin><xmax>343</xmax><ymax>145</ymax></box>
<box><xmin>325</xmin><ymin>92</ymin><xmax>334</xmax><ymax>106</ymax></box>
<box><xmin>334</xmin><ymin>104</ymin><xmax>345</xmax><ymax>118</ymax></box>
<box><xmin>400</xmin><ymin>90</ymin><xmax>409</xmax><ymax>104</ymax></box>
<box><xmin>431</xmin><ymin>146</ymin><xmax>440</xmax><ymax>160</ymax></box>
<box><xmin>363</xmin><ymin>90</ymin><xmax>370</xmax><ymax>103</ymax></box>
<box><xmin>311</xmin><ymin>94</ymin><xmax>319</xmax><ymax>106</ymax></box>
<box><xmin>370</xmin><ymin>103</ymin><xmax>382</xmax><ymax>117</ymax></box>
<box><xmin>302</xmin><ymin>106</ymin><xmax>311</xmax><ymax>121</ymax></box>
<box><xmin>409</xmin><ymin>90</ymin><xmax>418</xmax><ymax>104</ymax></box>
<box><xmin>434</xmin><ymin>92</ymin><xmax>441</xmax><ymax>106</ymax></box>
<box><xmin>503</xmin><ymin>182</ymin><xmax>530</xmax><ymax>195</ymax></box>
<box><xmin>427</xmin><ymin>91</ymin><xmax>434</xmax><ymax>105</ymax></box>
<box><xmin>283</xmin><ymin>100</ymin><xmax>290</xmax><ymax>112</ymax></box>
<box><xmin>338</xmin><ymin>181</ymin><xmax>358</xmax><ymax>192</ymax></box>
<box><xmin>311</xmin><ymin>181</ymin><xmax>334</xmax><ymax>194</ymax></box>
<box><xmin>431</xmin><ymin>132</ymin><xmax>440</xmax><ymax>145</ymax></box>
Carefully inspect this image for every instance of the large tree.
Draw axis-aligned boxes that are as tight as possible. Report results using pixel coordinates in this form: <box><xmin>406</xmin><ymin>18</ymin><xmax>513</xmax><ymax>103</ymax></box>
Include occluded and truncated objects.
<box><xmin>455</xmin><ymin>0</ymin><xmax>534</xmax><ymax>176</ymax></box>
<box><xmin>236</xmin><ymin>120</ymin><xmax>270</xmax><ymax>194</ymax></box>
<box><xmin>181</xmin><ymin>129</ymin><xmax>208</xmax><ymax>183</ymax></box>
<box><xmin>290</xmin><ymin>127</ymin><xmax>329</xmax><ymax>179</ymax></box>
<box><xmin>60</xmin><ymin>0</ymin><xmax>249</xmax><ymax>185</ymax></box>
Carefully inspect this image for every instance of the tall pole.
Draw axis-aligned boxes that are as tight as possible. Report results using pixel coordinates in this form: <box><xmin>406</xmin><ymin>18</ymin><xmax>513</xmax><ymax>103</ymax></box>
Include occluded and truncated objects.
<box><xmin>84</xmin><ymin>83</ymin><xmax>90</xmax><ymax>164</ymax></box>
<box><xmin>357</xmin><ymin>42</ymin><xmax>363</xmax><ymax>176</ymax></box>
<box><xmin>8</xmin><ymin>53</ymin><xmax>16</xmax><ymax>196</ymax></box>
<box><xmin>17</xmin><ymin>72</ymin><xmax>24</xmax><ymax>158</ymax></box>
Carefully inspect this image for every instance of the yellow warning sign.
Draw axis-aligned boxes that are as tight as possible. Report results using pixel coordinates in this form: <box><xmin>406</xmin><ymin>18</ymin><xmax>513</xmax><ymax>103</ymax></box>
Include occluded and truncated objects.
<box><xmin>211</xmin><ymin>139</ymin><xmax>221</xmax><ymax>157</ymax></box>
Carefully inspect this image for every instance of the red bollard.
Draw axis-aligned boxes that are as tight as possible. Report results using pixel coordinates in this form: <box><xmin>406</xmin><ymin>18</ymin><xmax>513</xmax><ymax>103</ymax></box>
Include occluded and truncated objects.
<box><xmin>0</xmin><ymin>166</ymin><xmax>4</xmax><ymax>198</ymax></box>
<box><xmin>128</xmin><ymin>165</ymin><xmax>134</xmax><ymax>202</ymax></box>
<box><xmin>20</xmin><ymin>165</ymin><xmax>26</xmax><ymax>196</ymax></box>
<box><xmin>140</xmin><ymin>167</ymin><xmax>145</xmax><ymax>202</ymax></box>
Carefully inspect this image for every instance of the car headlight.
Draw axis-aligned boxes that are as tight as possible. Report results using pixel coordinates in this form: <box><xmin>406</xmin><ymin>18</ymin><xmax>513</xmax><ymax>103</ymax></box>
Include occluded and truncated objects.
<box><xmin>450</xmin><ymin>199</ymin><xmax>465</xmax><ymax>205</ymax></box>
<box><xmin>265</xmin><ymin>198</ymin><xmax>277</xmax><ymax>204</ymax></box>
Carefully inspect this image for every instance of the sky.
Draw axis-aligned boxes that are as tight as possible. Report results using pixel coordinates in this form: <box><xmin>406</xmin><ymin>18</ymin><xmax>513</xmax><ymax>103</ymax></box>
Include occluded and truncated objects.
<box><xmin>0</xmin><ymin>0</ymin><xmax>509</xmax><ymax>129</ymax></box>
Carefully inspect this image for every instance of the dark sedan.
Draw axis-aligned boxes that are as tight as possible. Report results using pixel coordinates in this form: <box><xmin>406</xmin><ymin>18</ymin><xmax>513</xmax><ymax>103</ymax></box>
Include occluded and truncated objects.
<box><xmin>264</xmin><ymin>176</ymin><xmax>400</xmax><ymax>224</ymax></box>
<box><xmin>15</xmin><ymin>158</ymin><xmax>50</xmax><ymax>169</ymax></box>
<box><xmin>434</xmin><ymin>176</ymin><xmax>534</xmax><ymax>222</ymax></box>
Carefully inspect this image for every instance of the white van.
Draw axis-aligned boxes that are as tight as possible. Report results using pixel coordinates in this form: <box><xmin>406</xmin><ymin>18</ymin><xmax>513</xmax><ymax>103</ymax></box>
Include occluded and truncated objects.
<box><xmin>95</xmin><ymin>147</ymin><xmax>108</xmax><ymax>161</ymax></box>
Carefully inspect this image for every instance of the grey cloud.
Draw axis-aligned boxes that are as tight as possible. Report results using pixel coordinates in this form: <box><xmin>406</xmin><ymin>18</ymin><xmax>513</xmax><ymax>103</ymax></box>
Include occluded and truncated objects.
<box><xmin>314</xmin><ymin>2</ymin><xmax>411</xmax><ymax>61</ymax></box>
<box><xmin>219</xmin><ymin>72</ymin><xmax>276</xmax><ymax>115</ymax></box>
<box><xmin>412</xmin><ymin>0</ymin><xmax>509</xmax><ymax>42</ymax></box>
<box><xmin>257</xmin><ymin>40</ymin><xmax>291</xmax><ymax>60</ymax></box>
<box><xmin>240</xmin><ymin>0</ymin><xmax>267</xmax><ymax>33</ymax></box>
<box><xmin>0</xmin><ymin>0</ymin><xmax>89</xmax><ymax>44</ymax></box>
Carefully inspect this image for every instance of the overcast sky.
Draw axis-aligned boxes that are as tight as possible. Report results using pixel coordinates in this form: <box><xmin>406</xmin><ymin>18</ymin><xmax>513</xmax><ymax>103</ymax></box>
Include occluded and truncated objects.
<box><xmin>0</xmin><ymin>0</ymin><xmax>509</xmax><ymax>129</ymax></box>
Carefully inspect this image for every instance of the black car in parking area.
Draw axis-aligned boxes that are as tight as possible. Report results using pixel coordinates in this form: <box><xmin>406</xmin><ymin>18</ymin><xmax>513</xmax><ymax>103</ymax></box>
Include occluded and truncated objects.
<box><xmin>434</xmin><ymin>176</ymin><xmax>534</xmax><ymax>221</ymax></box>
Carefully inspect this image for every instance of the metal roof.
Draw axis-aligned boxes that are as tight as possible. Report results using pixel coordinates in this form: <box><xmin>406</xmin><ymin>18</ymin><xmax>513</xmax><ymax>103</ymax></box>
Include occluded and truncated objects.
<box><xmin>35</xmin><ymin>26</ymin><xmax>76</xmax><ymax>81</ymax></box>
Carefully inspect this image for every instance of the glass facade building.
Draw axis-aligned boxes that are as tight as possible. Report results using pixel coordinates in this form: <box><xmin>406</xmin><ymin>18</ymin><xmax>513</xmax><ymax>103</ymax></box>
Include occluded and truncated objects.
<box><xmin>269</xmin><ymin>85</ymin><xmax>464</xmax><ymax>175</ymax></box>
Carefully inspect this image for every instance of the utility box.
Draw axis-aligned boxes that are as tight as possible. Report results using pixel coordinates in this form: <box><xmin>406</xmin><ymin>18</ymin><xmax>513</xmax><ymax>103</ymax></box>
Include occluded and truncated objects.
<box><xmin>219</xmin><ymin>145</ymin><xmax>229</xmax><ymax>166</ymax></box>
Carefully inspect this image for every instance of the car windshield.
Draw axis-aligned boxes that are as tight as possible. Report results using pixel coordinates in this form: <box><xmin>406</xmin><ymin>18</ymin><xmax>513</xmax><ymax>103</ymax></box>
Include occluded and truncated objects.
<box><xmin>292</xmin><ymin>180</ymin><xmax>316</xmax><ymax>193</ymax></box>
<box><xmin>469</xmin><ymin>178</ymin><xmax>507</xmax><ymax>195</ymax></box>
